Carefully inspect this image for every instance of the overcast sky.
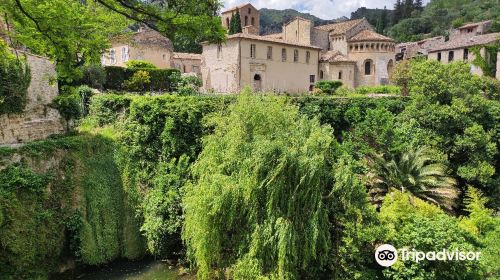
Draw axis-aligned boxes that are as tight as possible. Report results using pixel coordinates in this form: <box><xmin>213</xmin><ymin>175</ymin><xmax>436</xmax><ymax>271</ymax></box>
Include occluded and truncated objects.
<box><xmin>222</xmin><ymin>0</ymin><xmax>430</xmax><ymax>20</ymax></box>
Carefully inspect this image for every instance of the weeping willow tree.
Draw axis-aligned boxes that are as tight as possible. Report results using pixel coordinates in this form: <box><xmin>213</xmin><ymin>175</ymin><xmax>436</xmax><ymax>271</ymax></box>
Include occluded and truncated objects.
<box><xmin>183</xmin><ymin>90</ymin><xmax>380</xmax><ymax>279</ymax></box>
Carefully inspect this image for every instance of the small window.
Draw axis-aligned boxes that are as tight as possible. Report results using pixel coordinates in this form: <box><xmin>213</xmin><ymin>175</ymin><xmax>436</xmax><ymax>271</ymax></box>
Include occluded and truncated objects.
<box><xmin>250</xmin><ymin>44</ymin><xmax>256</xmax><ymax>59</ymax></box>
<box><xmin>306</xmin><ymin>51</ymin><xmax>310</xmax><ymax>63</ymax></box>
<box><xmin>309</xmin><ymin>75</ymin><xmax>315</xmax><ymax>83</ymax></box>
<box><xmin>226</xmin><ymin>18</ymin><xmax>230</xmax><ymax>27</ymax></box>
<box><xmin>110</xmin><ymin>49</ymin><xmax>116</xmax><ymax>65</ymax></box>
<box><xmin>245</xmin><ymin>16</ymin><xmax>248</xmax><ymax>26</ymax></box>
<box><xmin>364</xmin><ymin>60</ymin><xmax>372</xmax><ymax>75</ymax></box>
<box><xmin>251</xmin><ymin>17</ymin><xmax>255</xmax><ymax>26</ymax></box>
<box><xmin>162</xmin><ymin>54</ymin><xmax>166</xmax><ymax>60</ymax></box>
<box><xmin>293</xmin><ymin>49</ymin><xmax>299</xmax><ymax>62</ymax></box>
<box><xmin>338</xmin><ymin>71</ymin><xmax>342</xmax><ymax>80</ymax></box>
<box><xmin>248</xmin><ymin>8</ymin><xmax>251</xmax><ymax>14</ymax></box>
<box><xmin>437</xmin><ymin>52</ymin><xmax>442</xmax><ymax>62</ymax></box>
<box><xmin>463</xmin><ymin>48</ymin><xmax>469</xmax><ymax>60</ymax></box>
<box><xmin>319</xmin><ymin>70</ymin><xmax>324</xmax><ymax>79</ymax></box>
<box><xmin>448</xmin><ymin>51</ymin><xmax>454</xmax><ymax>62</ymax></box>
<box><xmin>217</xmin><ymin>44</ymin><xmax>222</xmax><ymax>59</ymax></box>
<box><xmin>267</xmin><ymin>46</ymin><xmax>272</xmax><ymax>60</ymax></box>
<box><xmin>282</xmin><ymin>48</ymin><xmax>287</xmax><ymax>62</ymax></box>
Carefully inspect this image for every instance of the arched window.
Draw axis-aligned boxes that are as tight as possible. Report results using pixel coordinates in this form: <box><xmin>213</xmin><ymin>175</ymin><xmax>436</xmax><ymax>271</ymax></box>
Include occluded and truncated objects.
<box><xmin>364</xmin><ymin>59</ymin><xmax>373</xmax><ymax>75</ymax></box>
<box><xmin>251</xmin><ymin>17</ymin><xmax>255</xmax><ymax>25</ymax></box>
<box><xmin>320</xmin><ymin>70</ymin><xmax>324</xmax><ymax>79</ymax></box>
<box><xmin>338</xmin><ymin>71</ymin><xmax>342</xmax><ymax>80</ymax></box>
<box><xmin>245</xmin><ymin>16</ymin><xmax>248</xmax><ymax>26</ymax></box>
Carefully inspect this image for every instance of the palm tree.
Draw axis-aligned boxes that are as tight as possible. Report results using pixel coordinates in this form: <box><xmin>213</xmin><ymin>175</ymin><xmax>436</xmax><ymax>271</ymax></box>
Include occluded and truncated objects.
<box><xmin>366</xmin><ymin>147</ymin><xmax>459</xmax><ymax>211</ymax></box>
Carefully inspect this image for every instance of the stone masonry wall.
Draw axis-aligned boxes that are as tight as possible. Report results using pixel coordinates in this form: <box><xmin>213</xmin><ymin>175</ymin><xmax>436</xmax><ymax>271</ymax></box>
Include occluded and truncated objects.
<box><xmin>0</xmin><ymin>52</ymin><xmax>65</xmax><ymax>145</ymax></box>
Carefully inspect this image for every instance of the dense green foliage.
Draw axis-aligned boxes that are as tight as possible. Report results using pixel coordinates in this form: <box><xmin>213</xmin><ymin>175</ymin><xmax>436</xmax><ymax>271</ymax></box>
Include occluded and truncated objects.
<box><xmin>2</xmin><ymin>57</ymin><xmax>499</xmax><ymax>279</ymax></box>
<box><xmin>183</xmin><ymin>92</ymin><xmax>380</xmax><ymax>279</ymax></box>
<box><xmin>0</xmin><ymin>135</ymin><xmax>145</xmax><ymax>279</ymax></box>
<box><xmin>104</xmin><ymin>66</ymin><xmax>181</xmax><ymax>92</ymax></box>
<box><xmin>379</xmin><ymin>192</ymin><xmax>482</xmax><ymax>279</ymax></box>
<box><xmin>388</xmin><ymin>0</ymin><xmax>500</xmax><ymax>42</ymax></box>
<box><xmin>125</xmin><ymin>60</ymin><xmax>157</xmax><ymax>70</ymax></box>
<box><xmin>0</xmin><ymin>40</ymin><xmax>31</xmax><ymax>114</ymax></box>
<box><xmin>314</xmin><ymin>80</ymin><xmax>343</xmax><ymax>95</ymax></box>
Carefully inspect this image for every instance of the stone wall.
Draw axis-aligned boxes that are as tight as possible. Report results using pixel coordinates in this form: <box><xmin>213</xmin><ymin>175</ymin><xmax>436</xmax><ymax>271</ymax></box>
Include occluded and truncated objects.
<box><xmin>0</xmin><ymin>52</ymin><xmax>65</xmax><ymax>145</ymax></box>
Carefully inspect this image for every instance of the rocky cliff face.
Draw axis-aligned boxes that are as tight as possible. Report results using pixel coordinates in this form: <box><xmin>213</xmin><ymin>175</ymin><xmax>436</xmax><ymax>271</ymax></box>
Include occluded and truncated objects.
<box><xmin>0</xmin><ymin>52</ymin><xmax>65</xmax><ymax>145</ymax></box>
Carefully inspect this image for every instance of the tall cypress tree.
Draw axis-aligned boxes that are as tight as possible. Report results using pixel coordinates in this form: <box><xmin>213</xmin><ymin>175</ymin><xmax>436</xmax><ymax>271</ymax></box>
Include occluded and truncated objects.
<box><xmin>414</xmin><ymin>0</ymin><xmax>424</xmax><ymax>11</ymax></box>
<box><xmin>393</xmin><ymin>0</ymin><xmax>403</xmax><ymax>24</ymax></box>
<box><xmin>376</xmin><ymin>6</ymin><xmax>389</xmax><ymax>34</ymax></box>
<box><xmin>228</xmin><ymin>11</ymin><xmax>242</xmax><ymax>34</ymax></box>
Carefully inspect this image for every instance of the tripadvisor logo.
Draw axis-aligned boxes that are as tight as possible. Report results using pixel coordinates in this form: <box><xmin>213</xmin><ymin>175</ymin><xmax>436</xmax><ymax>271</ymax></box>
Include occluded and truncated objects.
<box><xmin>375</xmin><ymin>244</ymin><xmax>481</xmax><ymax>267</ymax></box>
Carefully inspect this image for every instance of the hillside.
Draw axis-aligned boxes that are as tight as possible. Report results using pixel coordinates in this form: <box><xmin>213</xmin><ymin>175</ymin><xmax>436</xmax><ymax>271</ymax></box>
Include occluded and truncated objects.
<box><xmin>388</xmin><ymin>0</ymin><xmax>500</xmax><ymax>42</ymax></box>
<box><xmin>351</xmin><ymin>7</ymin><xmax>395</xmax><ymax>27</ymax></box>
<box><xmin>259</xmin><ymin>8</ymin><xmax>347</xmax><ymax>35</ymax></box>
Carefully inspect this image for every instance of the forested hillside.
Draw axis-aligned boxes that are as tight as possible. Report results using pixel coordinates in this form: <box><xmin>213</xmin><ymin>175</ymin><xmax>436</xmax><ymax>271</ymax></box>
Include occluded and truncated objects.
<box><xmin>259</xmin><ymin>8</ymin><xmax>346</xmax><ymax>35</ymax></box>
<box><xmin>388</xmin><ymin>0</ymin><xmax>500</xmax><ymax>42</ymax></box>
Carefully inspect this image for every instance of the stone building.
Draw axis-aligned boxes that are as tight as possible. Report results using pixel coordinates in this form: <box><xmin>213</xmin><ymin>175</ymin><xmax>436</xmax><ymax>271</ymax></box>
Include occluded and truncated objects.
<box><xmin>221</xmin><ymin>3</ymin><xmax>260</xmax><ymax>35</ymax></box>
<box><xmin>172</xmin><ymin>52</ymin><xmax>202</xmax><ymax>75</ymax></box>
<box><xmin>427</xmin><ymin>21</ymin><xmax>499</xmax><ymax>77</ymax></box>
<box><xmin>203</xmin><ymin>4</ymin><xmax>396</xmax><ymax>93</ymax></box>
<box><xmin>102</xmin><ymin>28</ymin><xmax>174</xmax><ymax>68</ymax></box>
<box><xmin>202</xmin><ymin>33</ymin><xmax>321</xmax><ymax>93</ymax></box>
<box><xmin>396</xmin><ymin>36</ymin><xmax>445</xmax><ymax>61</ymax></box>
<box><xmin>449</xmin><ymin>20</ymin><xmax>493</xmax><ymax>41</ymax></box>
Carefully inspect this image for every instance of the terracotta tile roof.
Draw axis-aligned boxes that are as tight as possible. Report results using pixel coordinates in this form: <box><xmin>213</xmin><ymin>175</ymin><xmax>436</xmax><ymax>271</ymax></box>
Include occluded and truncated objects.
<box><xmin>458</xmin><ymin>20</ymin><xmax>492</xmax><ymax>29</ymax></box>
<box><xmin>222</xmin><ymin>3</ymin><xmax>254</xmax><ymax>14</ymax></box>
<box><xmin>226</xmin><ymin>33</ymin><xmax>322</xmax><ymax>49</ymax></box>
<box><xmin>348</xmin><ymin>30</ymin><xmax>395</xmax><ymax>42</ymax></box>
<box><xmin>173</xmin><ymin>52</ymin><xmax>202</xmax><ymax>60</ymax></box>
<box><xmin>429</xmin><ymin>32</ymin><xmax>500</xmax><ymax>52</ymax></box>
<box><xmin>319</xmin><ymin>50</ymin><xmax>355</xmax><ymax>63</ymax></box>
<box><xmin>314</xmin><ymin>18</ymin><xmax>365</xmax><ymax>35</ymax></box>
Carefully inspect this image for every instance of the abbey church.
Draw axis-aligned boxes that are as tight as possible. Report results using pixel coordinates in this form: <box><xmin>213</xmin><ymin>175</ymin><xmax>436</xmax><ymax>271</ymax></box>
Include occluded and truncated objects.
<box><xmin>202</xmin><ymin>3</ymin><xmax>396</xmax><ymax>93</ymax></box>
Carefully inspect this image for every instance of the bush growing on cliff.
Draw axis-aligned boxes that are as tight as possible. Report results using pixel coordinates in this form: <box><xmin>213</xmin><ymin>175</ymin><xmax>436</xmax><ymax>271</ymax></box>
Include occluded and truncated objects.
<box><xmin>0</xmin><ymin>40</ymin><xmax>31</xmax><ymax>114</ymax></box>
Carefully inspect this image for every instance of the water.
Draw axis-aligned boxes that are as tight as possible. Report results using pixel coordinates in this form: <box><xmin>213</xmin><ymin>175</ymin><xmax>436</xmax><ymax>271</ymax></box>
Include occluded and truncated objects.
<box><xmin>53</xmin><ymin>259</ymin><xmax>194</xmax><ymax>280</ymax></box>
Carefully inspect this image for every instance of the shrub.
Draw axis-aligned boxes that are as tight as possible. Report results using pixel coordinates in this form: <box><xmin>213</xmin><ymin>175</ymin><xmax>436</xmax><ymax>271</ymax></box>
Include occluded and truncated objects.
<box><xmin>77</xmin><ymin>85</ymin><xmax>93</xmax><ymax>116</ymax></box>
<box><xmin>177</xmin><ymin>75</ymin><xmax>202</xmax><ymax>95</ymax></box>
<box><xmin>52</xmin><ymin>88</ymin><xmax>82</xmax><ymax>130</ymax></box>
<box><xmin>104</xmin><ymin>66</ymin><xmax>126</xmax><ymax>90</ymax></box>
<box><xmin>355</xmin><ymin>85</ymin><xmax>401</xmax><ymax>95</ymax></box>
<box><xmin>0</xmin><ymin>40</ymin><xmax>31</xmax><ymax>114</ymax></box>
<box><xmin>314</xmin><ymin>80</ymin><xmax>343</xmax><ymax>95</ymax></box>
<box><xmin>146</xmin><ymin>68</ymin><xmax>180</xmax><ymax>92</ymax></box>
<box><xmin>80</xmin><ymin>65</ymin><xmax>106</xmax><ymax>90</ymax></box>
<box><xmin>89</xmin><ymin>94</ymin><xmax>134</xmax><ymax>125</ymax></box>
<box><xmin>125</xmin><ymin>60</ymin><xmax>157</xmax><ymax>69</ymax></box>
<box><xmin>104</xmin><ymin>66</ymin><xmax>181</xmax><ymax>92</ymax></box>
<box><xmin>123</xmin><ymin>70</ymin><xmax>151</xmax><ymax>92</ymax></box>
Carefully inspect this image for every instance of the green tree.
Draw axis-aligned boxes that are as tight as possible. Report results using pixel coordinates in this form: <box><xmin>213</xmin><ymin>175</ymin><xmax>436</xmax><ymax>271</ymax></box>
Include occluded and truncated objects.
<box><xmin>0</xmin><ymin>39</ymin><xmax>30</xmax><ymax>114</ymax></box>
<box><xmin>379</xmin><ymin>192</ymin><xmax>482</xmax><ymax>280</ymax></box>
<box><xmin>367</xmin><ymin>146</ymin><xmax>459</xmax><ymax>211</ymax></box>
<box><xmin>183</xmin><ymin>91</ymin><xmax>336</xmax><ymax>279</ymax></box>
<box><xmin>229</xmin><ymin>10</ymin><xmax>242</xmax><ymax>34</ymax></box>
<box><xmin>376</xmin><ymin>7</ymin><xmax>389</xmax><ymax>34</ymax></box>
<box><xmin>0</xmin><ymin>0</ymin><xmax>225</xmax><ymax>82</ymax></box>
